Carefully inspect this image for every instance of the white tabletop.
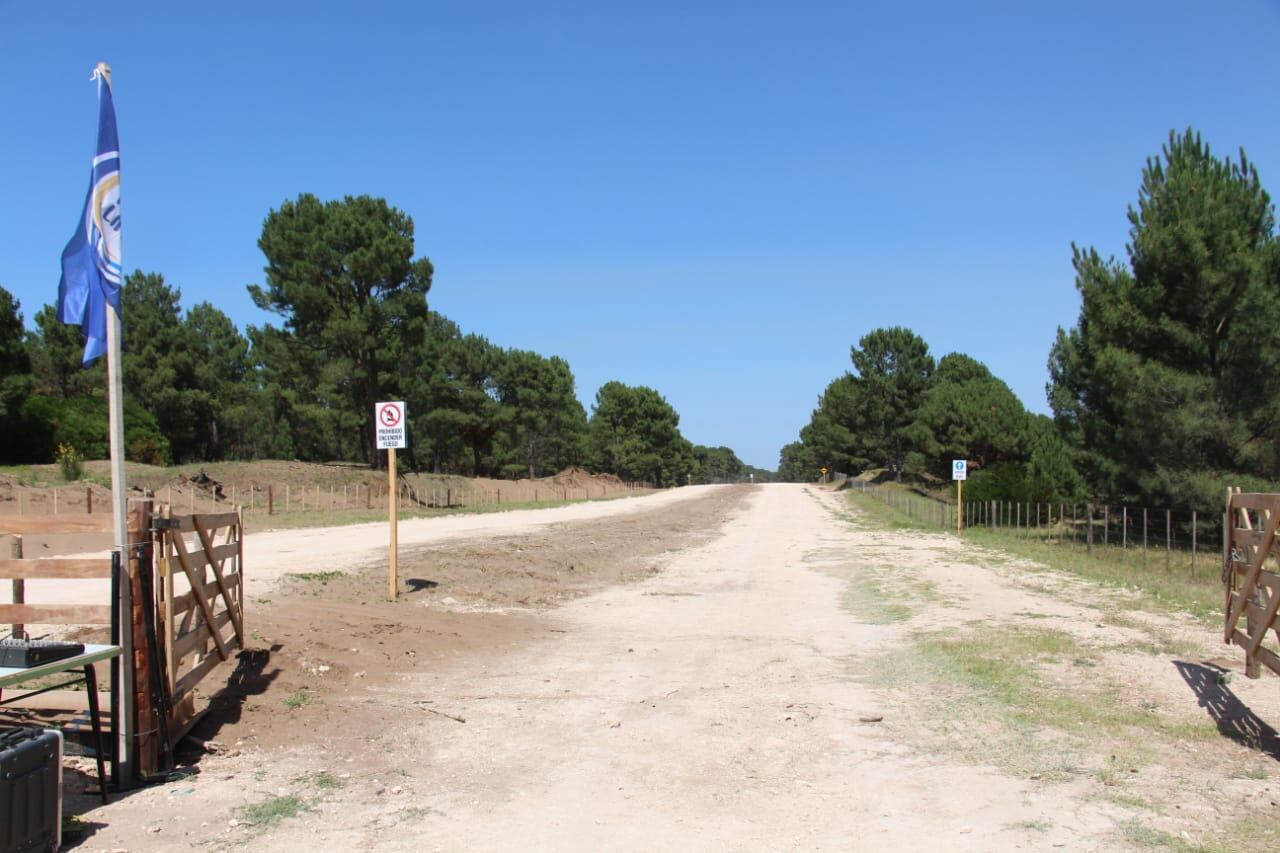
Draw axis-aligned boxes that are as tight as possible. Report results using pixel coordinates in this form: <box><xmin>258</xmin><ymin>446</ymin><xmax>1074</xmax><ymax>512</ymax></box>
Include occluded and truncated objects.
<box><xmin>0</xmin><ymin>643</ymin><xmax>122</xmax><ymax>688</ymax></box>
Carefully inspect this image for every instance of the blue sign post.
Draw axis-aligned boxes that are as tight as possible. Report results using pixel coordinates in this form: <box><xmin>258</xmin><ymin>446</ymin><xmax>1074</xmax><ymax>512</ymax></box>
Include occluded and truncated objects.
<box><xmin>952</xmin><ymin>460</ymin><xmax>967</xmax><ymax>532</ymax></box>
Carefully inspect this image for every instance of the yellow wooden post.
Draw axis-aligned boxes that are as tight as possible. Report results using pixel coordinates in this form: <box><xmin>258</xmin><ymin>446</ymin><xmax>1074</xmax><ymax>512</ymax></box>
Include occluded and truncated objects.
<box><xmin>389</xmin><ymin>448</ymin><xmax>398</xmax><ymax>600</ymax></box>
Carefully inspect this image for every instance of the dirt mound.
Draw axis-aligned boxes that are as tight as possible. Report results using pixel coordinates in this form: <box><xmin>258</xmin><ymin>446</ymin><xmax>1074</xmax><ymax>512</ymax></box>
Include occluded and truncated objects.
<box><xmin>544</xmin><ymin>466</ymin><xmax>625</xmax><ymax>489</ymax></box>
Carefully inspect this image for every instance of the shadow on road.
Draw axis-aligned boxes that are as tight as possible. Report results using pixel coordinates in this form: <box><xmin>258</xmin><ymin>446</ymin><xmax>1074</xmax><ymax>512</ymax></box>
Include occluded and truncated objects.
<box><xmin>1174</xmin><ymin>660</ymin><xmax>1280</xmax><ymax>760</ymax></box>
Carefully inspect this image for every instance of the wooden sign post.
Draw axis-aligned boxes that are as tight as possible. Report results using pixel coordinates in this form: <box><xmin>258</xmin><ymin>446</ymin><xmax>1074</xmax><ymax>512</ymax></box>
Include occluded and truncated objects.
<box><xmin>375</xmin><ymin>401</ymin><xmax>407</xmax><ymax>600</ymax></box>
<box><xmin>388</xmin><ymin>446</ymin><xmax>398</xmax><ymax>600</ymax></box>
<box><xmin>952</xmin><ymin>459</ymin><xmax>967</xmax><ymax>533</ymax></box>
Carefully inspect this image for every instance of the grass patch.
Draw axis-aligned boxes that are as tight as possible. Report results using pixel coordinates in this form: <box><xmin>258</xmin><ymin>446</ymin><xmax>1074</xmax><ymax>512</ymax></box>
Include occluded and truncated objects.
<box><xmin>283</xmin><ymin>690</ymin><xmax>314</xmax><ymax>709</ymax></box>
<box><xmin>963</xmin><ymin>527</ymin><xmax>1221</xmax><ymax>622</ymax></box>
<box><xmin>802</xmin><ymin>543</ymin><xmax>937</xmax><ymax>625</ymax></box>
<box><xmin>842</xmin><ymin>570</ymin><xmax>913</xmax><ymax>624</ymax></box>
<box><xmin>295</xmin><ymin>770</ymin><xmax>345</xmax><ymax>790</ymax></box>
<box><xmin>860</xmin><ymin>623</ymin><xmax>1216</xmax><ymax>781</ymax></box>
<box><xmin>61</xmin><ymin>814</ymin><xmax>92</xmax><ymax>840</ymax></box>
<box><xmin>236</xmin><ymin>794</ymin><xmax>306</xmax><ymax>827</ymax></box>
<box><xmin>288</xmin><ymin>570</ymin><xmax>344</xmax><ymax>583</ymax></box>
<box><xmin>843</xmin><ymin>490</ymin><xmax>937</xmax><ymax>531</ymax></box>
<box><xmin>846</xmin><ymin>488</ymin><xmax>1222</xmax><ymax>623</ymax></box>
<box><xmin>1116</xmin><ymin>820</ymin><xmax>1218</xmax><ymax>852</ymax></box>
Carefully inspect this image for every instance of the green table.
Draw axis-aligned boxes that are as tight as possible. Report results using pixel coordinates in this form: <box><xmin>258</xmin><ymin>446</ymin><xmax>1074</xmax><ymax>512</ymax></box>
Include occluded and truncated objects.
<box><xmin>0</xmin><ymin>643</ymin><xmax>121</xmax><ymax>803</ymax></box>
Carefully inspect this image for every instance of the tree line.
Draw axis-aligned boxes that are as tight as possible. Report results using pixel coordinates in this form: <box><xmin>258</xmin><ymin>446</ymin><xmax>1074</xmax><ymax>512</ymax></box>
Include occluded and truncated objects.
<box><xmin>0</xmin><ymin>193</ymin><xmax>765</xmax><ymax>487</ymax></box>
<box><xmin>782</xmin><ymin>129</ymin><xmax>1280</xmax><ymax>520</ymax></box>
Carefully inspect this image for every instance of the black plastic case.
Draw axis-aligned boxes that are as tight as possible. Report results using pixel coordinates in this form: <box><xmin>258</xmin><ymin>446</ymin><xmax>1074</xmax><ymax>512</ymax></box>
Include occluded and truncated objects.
<box><xmin>0</xmin><ymin>727</ymin><xmax>62</xmax><ymax>853</ymax></box>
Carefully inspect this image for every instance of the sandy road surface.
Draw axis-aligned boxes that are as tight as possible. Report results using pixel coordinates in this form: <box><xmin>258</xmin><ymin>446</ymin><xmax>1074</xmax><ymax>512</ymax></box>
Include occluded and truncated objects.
<box><xmin>79</xmin><ymin>483</ymin><xmax>1105</xmax><ymax>852</ymax></box>
<box><xmin>72</xmin><ymin>482</ymin><xmax>1271</xmax><ymax>850</ymax></box>
<box><xmin>360</xmin><ymin>483</ymin><xmax>1090</xmax><ymax>852</ymax></box>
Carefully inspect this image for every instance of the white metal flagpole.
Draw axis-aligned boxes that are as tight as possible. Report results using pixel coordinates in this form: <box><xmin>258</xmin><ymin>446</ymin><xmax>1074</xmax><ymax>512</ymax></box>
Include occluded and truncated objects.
<box><xmin>95</xmin><ymin>60</ymin><xmax>134</xmax><ymax>786</ymax></box>
<box><xmin>106</xmin><ymin>298</ymin><xmax>133</xmax><ymax>784</ymax></box>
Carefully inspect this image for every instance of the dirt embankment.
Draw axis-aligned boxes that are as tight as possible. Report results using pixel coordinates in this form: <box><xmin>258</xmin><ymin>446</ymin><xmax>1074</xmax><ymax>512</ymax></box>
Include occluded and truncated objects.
<box><xmin>0</xmin><ymin>460</ymin><xmax>650</xmax><ymax>519</ymax></box>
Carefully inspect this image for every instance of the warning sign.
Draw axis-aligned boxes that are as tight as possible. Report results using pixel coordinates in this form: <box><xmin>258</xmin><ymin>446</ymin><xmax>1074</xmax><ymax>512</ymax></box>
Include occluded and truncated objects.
<box><xmin>375</xmin><ymin>401</ymin><xmax>407</xmax><ymax>450</ymax></box>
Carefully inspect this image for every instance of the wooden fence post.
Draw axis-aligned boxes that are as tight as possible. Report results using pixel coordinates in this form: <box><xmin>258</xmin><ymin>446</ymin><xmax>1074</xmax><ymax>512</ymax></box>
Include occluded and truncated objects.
<box><xmin>87</xmin><ymin>487</ymin><xmax>93</xmax><ymax>515</ymax></box>
<box><xmin>129</xmin><ymin>499</ymin><xmax>156</xmax><ymax>780</ymax></box>
<box><xmin>1087</xmin><ymin>503</ymin><xmax>1093</xmax><ymax>554</ymax></box>
<box><xmin>268</xmin><ymin>485</ymin><xmax>274</xmax><ymax>516</ymax></box>
<box><xmin>1192</xmin><ymin>510</ymin><xmax>1197</xmax><ymax>576</ymax></box>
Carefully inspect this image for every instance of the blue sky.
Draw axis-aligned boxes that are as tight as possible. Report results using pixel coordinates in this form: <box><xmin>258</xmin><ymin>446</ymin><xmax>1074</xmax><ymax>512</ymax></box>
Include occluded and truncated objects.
<box><xmin>3</xmin><ymin>1</ymin><xmax>1279</xmax><ymax>470</ymax></box>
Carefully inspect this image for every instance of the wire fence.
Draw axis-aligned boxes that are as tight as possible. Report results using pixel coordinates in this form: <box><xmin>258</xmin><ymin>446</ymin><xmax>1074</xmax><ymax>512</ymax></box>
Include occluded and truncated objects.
<box><xmin>0</xmin><ymin>476</ymin><xmax>656</xmax><ymax>520</ymax></box>
<box><xmin>852</xmin><ymin>481</ymin><xmax>1220</xmax><ymax>578</ymax></box>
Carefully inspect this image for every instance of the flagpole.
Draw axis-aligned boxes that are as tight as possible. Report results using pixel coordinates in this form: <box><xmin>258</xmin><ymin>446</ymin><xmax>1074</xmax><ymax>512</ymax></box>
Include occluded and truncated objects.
<box><xmin>93</xmin><ymin>60</ymin><xmax>135</xmax><ymax>786</ymax></box>
<box><xmin>106</xmin><ymin>298</ymin><xmax>133</xmax><ymax>784</ymax></box>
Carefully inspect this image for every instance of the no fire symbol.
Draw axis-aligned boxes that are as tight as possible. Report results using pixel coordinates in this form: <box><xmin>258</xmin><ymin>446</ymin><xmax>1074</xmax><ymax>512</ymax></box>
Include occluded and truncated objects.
<box><xmin>374</xmin><ymin>401</ymin><xmax>407</xmax><ymax>450</ymax></box>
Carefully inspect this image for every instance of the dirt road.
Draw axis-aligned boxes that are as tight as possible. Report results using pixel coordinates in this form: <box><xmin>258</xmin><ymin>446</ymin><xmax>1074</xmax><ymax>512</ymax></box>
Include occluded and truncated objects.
<box><xmin>70</xmin><ymin>484</ymin><xmax>1280</xmax><ymax>851</ymax></box>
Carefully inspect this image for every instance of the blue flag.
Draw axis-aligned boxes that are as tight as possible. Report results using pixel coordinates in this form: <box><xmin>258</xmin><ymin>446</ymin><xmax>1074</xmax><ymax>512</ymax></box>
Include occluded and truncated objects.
<box><xmin>58</xmin><ymin>64</ymin><xmax>122</xmax><ymax>366</ymax></box>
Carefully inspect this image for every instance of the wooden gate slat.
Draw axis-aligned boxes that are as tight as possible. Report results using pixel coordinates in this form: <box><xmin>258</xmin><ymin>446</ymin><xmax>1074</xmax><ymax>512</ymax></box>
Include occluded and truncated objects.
<box><xmin>169</xmin><ymin>530</ymin><xmax>229</xmax><ymax>661</ymax></box>
<box><xmin>171</xmin><ymin>573</ymin><xmax>240</xmax><ymax>618</ymax></box>
<box><xmin>192</xmin><ymin>515</ymin><xmax>245</xmax><ymax>647</ymax></box>
<box><xmin>173</xmin><ymin>609</ymin><xmax>233</xmax><ymax>662</ymax></box>
<box><xmin>1224</xmin><ymin>507</ymin><xmax>1280</xmax><ymax>642</ymax></box>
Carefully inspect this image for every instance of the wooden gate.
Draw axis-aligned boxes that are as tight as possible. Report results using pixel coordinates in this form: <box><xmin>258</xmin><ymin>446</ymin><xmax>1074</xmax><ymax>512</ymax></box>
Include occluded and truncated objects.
<box><xmin>152</xmin><ymin>508</ymin><xmax>245</xmax><ymax>745</ymax></box>
<box><xmin>1223</xmin><ymin>488</ymin><xmax>1280</xmax><ymax>678</ymax></box>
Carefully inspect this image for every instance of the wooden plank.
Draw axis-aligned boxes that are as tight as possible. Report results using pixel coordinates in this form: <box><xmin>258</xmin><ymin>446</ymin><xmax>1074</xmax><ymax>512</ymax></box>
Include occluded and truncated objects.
<box><xmin>1231</xmin><ymin>494</ymin><xmax>1280</xmax><ymax>514</ymax></box>
<box><xmin>172</xmin><ymin>609</ymin><xmax>233</xmax><ymax>663</ymax></box>
<box><xmin>236</xmin><ymin>506</ymin><xmax>245</xmax><ymax>632</ymax></box>
<box><xmin>166</xmin><ymin>512</ymin><xmax>239</xmax><ymax>533</ymax></box>
<box><xmin>162</xmin><ymin>506</ymin><xmax>175</xmax><ymax>702</ymax></box>
<box><xmin>0</xmin><ymin>516</ymin><xmax>115</xmax><ymax>534</ymax></box>
<box><xmin>194</xmin><ymin>517</ymin><xmax>245</xmax><ymax>646</ymax></box>
<box><xmin>162</xmin><ymin>541</ymin><xmax>239</xmax><ymax>576</ymax></box>
<box><xmin>172</xmin><ymin>648</ymin><xmax>227</xmax><ymax>705</ymax></box>
<box><xmin>0</xmin><ymin>558</ymin><xmax>113</xmax><ymax>579</ymax></box>
<box><xmin>169</xmin><ymin>529</ymin><xmax>229</xmax><ymax>661</ymax></box>
<box><xmin>1225</xmin><ymin>509</ymin><xmax>1280</xmax><ymax>641</ymax></box>
<box><xmin>0</xmin><ymin>604</ymin><xmax>112</xmax><ymax>624</ymax></box>
<box><xmin>171</xmin><ymin>569</ymin><xmax>240</xmax><ymax>617</ymax></box>
<box><xmin>1230</xmin><ymin>629</ymin><xmax>1280</xmax><ymax>677</ymax></box>
<box><xmin>0</xmin><ymin>689</ymin><xmax>112</xmax><ymax>716</ymax></box>
<box><xmin>1245</xmin><ymin>600</ymin><xmax>1279</xmax><ymax>630</ymax></box>
<box><xmin>1246</xmin><ymin>588</ymin><xmax>1280</xmax><ymax>657</ymax></box>
<box><xmin>1230</xmin><ymin>528</ymin><xmax>1273</xmax><ymax>550</ymax></box>
<box><xmin>165</xmin><ymin>693</ymin><xmax>207</xmax><ymax>746</ymax></box>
